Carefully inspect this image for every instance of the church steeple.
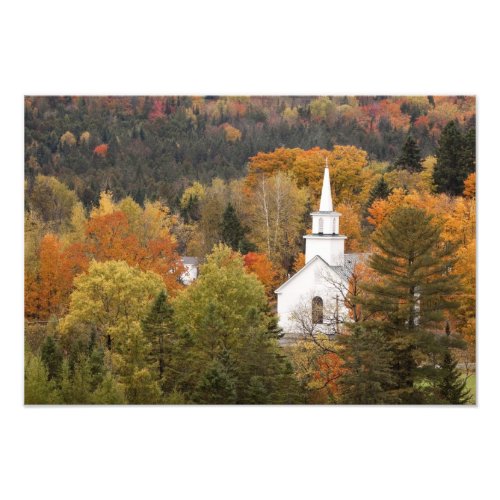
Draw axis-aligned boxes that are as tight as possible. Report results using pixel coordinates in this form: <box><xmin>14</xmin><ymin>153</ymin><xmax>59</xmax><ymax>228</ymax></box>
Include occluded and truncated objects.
<box><xmin>319</xmin><ymin>158</ymin><xmax>333</xmax><ymax>212</ymax></box>
<box><xmin>303</xmin><ymin>159</ymin><xmax>347</xmax><ymax>266</ymax></box>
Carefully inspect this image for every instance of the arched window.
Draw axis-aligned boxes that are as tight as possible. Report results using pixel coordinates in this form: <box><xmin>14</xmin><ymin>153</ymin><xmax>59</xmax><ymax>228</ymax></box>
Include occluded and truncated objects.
<box><xmin>312</xmin><ymin>296</ymin><xmax>324</xmax><ymax>324</ymax></box>
<box><xmin>318</xmin><ymin>218</ymin><xmax>324</xmax><ymax>234</ymax></box>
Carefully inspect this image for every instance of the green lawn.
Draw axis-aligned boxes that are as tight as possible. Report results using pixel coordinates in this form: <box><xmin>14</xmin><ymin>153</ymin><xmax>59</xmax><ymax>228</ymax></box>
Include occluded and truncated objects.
<box><xmin>464</xmin><ymin>373</ymin><xmax>476</xmax><ymax>405</ymax></box>
<box><xmin>415</xmin><ymin>372</ymin><xmax>476</xmax><ymax>404</ymax></box>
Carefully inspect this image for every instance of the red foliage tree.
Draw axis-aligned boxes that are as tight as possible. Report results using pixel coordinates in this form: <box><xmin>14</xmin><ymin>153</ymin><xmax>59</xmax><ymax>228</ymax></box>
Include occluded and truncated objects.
<box><xmin>93</xmin><ymin>143</ymin><xmax>109</xmax><ymax>158</ymax></box>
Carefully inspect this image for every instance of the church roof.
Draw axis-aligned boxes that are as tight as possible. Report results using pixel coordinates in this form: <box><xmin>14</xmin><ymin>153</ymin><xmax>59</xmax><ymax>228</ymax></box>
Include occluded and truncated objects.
<box><xmin>275</xmin><ymin>253</ymin><xmax>369</xmax><ymax>294</ymax></box>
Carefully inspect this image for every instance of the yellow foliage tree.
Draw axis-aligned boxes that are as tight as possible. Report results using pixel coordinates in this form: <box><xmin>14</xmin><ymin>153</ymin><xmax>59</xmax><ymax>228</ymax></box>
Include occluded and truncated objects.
<box><xmin>221</xmin><ymin>123</ymin><xmax>242</xmax><ymax>142</ymax></box>
<box><xmin>90</xmin><ymin>191</ymin><xmax>116</xmax><ymax>218</ymax></box>
<box><xmin>60</xmin><ymin>131</ymin><xmax>76</xmax><ymax>147</ymax></box>
<box><xmin>79</xmin><ymin>131</ymin><xmax>91</xmax><ymax>145</ymax></box>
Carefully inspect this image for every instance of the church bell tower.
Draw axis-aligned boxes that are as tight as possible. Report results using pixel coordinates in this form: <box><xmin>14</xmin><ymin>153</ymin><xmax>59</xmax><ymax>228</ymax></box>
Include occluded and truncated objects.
<box><xmin>304</xmin><ymin>160</ymin><xmax>347</xmax><ymax>266</ymax></box>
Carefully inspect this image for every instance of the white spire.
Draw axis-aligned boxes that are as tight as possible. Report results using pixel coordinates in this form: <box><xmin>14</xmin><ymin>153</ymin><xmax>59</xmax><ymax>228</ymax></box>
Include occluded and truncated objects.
<box><xmin>319</xmin><ymin>158</ymin><xmax>333</xmax><ymax>212</ymax></box>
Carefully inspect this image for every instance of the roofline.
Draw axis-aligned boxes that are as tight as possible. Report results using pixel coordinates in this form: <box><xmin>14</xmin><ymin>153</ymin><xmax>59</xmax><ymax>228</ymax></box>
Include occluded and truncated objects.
<box><xmin>274</xmin><ymin>254</ymin><xmax>342</xmax><ymax>294</ymax></box>
<box><xmin>310</xmin><ymin>211</ymin><xmax>342</xmax><ymax>216</ymax></box>
<box><xmin>303</xmin><ymin>234</ymin><xmax>347</xmax><ymax>240</ymax></box>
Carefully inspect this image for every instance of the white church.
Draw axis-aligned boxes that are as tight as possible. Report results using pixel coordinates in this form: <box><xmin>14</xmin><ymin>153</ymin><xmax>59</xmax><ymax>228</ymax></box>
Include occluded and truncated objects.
<box><xmin>275</xmin><ymin>161</ymin><xmax>365</xmax><ymax>340</ymax></box>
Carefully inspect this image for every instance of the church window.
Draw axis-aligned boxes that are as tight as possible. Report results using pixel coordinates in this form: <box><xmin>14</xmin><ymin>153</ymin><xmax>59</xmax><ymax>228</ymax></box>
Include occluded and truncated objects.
<box><xmin>318</xmin><ymin>218</ymin><xmax>324</xmax><ymax>234</ymax></box>
<box><xmin>312</xmin><ymin>296</ymin><xmax>324</xmax><ymax>324</ymax></box>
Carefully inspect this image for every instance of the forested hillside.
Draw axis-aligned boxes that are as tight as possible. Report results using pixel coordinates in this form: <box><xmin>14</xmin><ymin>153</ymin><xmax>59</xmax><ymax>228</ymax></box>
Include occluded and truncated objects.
<box><xmin>25</xmin><ymin>96</ymin><xmax>475</xmax><ymax>207</ymax></box>
<box><xmin>24</xmin><ymin>96</ymin><xmax>476</xmax><ymax>405</ymax></box>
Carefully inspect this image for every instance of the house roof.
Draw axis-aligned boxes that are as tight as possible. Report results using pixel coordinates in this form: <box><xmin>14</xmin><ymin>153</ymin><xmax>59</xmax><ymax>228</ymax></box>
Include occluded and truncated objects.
<box><xmin>181</xmin><ymin>256</ymin><xmax>199</xmax><ymax>265</ymax></box>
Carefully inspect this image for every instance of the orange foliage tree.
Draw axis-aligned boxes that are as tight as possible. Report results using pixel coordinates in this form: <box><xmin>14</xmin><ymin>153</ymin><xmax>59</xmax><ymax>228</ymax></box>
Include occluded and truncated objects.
<box><xmin>25</xmin><ymin>234</ymin><xmax>88</xmax><ymax>320</ymax></box>
<box><xmin>292</xmin><ymin>252</ymin><xmax>305</xmax><ymax>273</ymax></box>
<box><xmin>93</xmin><ymin>144</ymin><xmax>109</xmax><ymax>158</ymax></box>
<box><xmin>312</xmin><ymin>352</ymin><xmax>346</xmax><ymax>399</ymax></box>
<box><xmin>243</xmin><ymin>252</ymin><xmax>281</xmax><ymax>299</ymax></box>
<box><xmin>84</xmin><ymin>211</ymin><xmax>185</xmax><ymax>294</ymax></box>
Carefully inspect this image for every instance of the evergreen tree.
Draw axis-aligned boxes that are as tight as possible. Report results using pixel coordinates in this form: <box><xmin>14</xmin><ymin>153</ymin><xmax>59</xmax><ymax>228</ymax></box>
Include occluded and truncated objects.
<box><xmin>91</xmin><ymin>373</ymin><xmax>126</xmax><ymax>404</ymax></box>
<box><xmin>25</xmin><ymin>354</ymin><xmax>60</xmax><ymax>404</ymax></box>
<box><xmin>433</xmin><ymin>121</ymin><xmax>475</xmax><ymax>195</ymax></box>
<box><xmin>461</xmin><ymin>127</ymin><xmax>476</xmax><ymax>180</ymax></box>
<box><xmin>220</xmin><ymin>203</ymin><xmax>247</xmax><ymax>252</ymax></box>
<box><xmin>59</xmin><ymin>355</ymin><xmax>93</xmax><ymax>404</ymax></box>
<box><xmin>437</xmin><ymin>352</ymin><xmax>470</xmax><ymax>404</ymax></box>
<box><xmin>337</xmin><ymin>327</ymin><xmax>397</xmax><ymax>404</ymax></box>
<box><xmin>142</xmin><ymin>290</ymin><xmax>176</xmax><ymax>387</ymax></box>
<box><xmin>88</xmin><ymin>347</ymin><xmax>105</xmax><ymax>391</ymax></box>
<box><xmin>394</xmin><ymin>135</ymin><xmax>423</xmax><ymax>173</ymax></box>
<box><xmin>117</xmin><ymin>324</ymin><xmax>162</xmax><ymax>404</ymax></box>
<box><xmin>71</xmin><ymin>355</ymin><xmax>93</xmax><ymax>404</ymax></box>
<box><xmin>193</xmin><ymin>360</ymin><xmax>237</xmax><ymax>404</ymax></box>
<box><xmin>41</xmin><ymin>335</ymin><xmax>63</xmax><ymax>381</ymax></box>
<box><xmin>367</xmin><ymin>176</ymin><xmax>391</xmax><ymax>211</ymax></box>
<box><xmin>360</xmin><ymin>206</ymin><xmax>460</xmax><ymax>402</ymax></box>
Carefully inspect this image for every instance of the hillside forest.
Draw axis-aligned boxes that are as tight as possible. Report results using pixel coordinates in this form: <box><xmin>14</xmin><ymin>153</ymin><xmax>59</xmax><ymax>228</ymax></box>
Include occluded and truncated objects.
<box><xmin>24</xmin><ymin>96</ymin><xmax>476</xmax><ymax>404</ymax></box>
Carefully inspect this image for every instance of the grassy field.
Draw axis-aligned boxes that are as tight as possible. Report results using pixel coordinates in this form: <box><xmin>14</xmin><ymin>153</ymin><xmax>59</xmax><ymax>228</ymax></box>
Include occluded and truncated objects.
<box><xmin>464</xmin><ymin>373</ymin><xmax>476</xmax><ymax>404</ymax></box>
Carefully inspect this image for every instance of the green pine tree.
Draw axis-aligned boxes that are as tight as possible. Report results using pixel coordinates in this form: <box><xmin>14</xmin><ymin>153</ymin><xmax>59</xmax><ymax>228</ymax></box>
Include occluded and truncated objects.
<box><xmin>193</xmin><ymin>360</ymin><xmax>237</xmax><ymax>404</ymax></box>
<box><xmin>41</xmin><ymin>335</ymin><xmax>63</xmax><ymax>381</ymax></box>
<box><xmin>220</xmin><ymin>203</ymin><xmax>247</xmax><ymax>252</ymax></box>
<box><xmin>366</xmin><ymin>176</ymin><xmax>391</xmax><ymax>215</ymax></box>
<box><xmin>337</xmin><ymin>327</ymin><xmax>397</xmax><ymax>404</ymax></box>
<box><xmin>360</xmin><ymin>206</ymin><xmax>460</xmax><ymax>402</ymax></box>
<box><xmin>437</xmin><ymin>352</ymin><xmax>470</xmax><ymax>404</ymax></box>
<box><xmin>142</xmin><ymin>290</ymin><xmax>175</xmax><ymax>387</ymax></box>
<box><xmin>433</xmin><ymin>121</ymin><xmax>475</xmax><ymax>195</ymax></box>
<box><xmin>69</xmin><ymin>355</ymin><xmax>93</xmax><ymax>404</ymax></box>
<box><xmin>394</xmin><ymin>135</ymin><xmax>423</xmax><ymax>173</ymax></box>
<box><xmin>460</xmin><ymin>127</ymin><xmax>476</xmax><ymax>182</ymax></box>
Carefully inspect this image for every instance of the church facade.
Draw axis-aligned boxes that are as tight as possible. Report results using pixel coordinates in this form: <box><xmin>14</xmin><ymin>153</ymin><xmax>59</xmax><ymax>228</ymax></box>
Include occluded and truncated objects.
<box><xmin>275</xmin><ymin>162</ymin><xmax>364</xmax><ymax>340</ymax></box>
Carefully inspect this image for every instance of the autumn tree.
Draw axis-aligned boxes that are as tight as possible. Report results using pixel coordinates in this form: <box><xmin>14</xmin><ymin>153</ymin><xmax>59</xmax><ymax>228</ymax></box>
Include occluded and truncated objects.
<box><xmin>173</xmin><ymin>244</ymin><xmax>303</xmax><ymax>403</ymax></box>
<box><xmin>247</xmin><ymin>145</ymin><xmax>370</xmax><ymax>206</ymax></box>
<box><xmin>285</xmin><ymin>336</ymin><xmax>343</xmax><ymax>403</ymax></box>
<box><xmin>27</xmin><ymin>175</ymin><xmax>78</xmax><ymax>231</ymax></box>
<box><xmin>292</xmin><ymin>252</ymin><xmax>305</xmax><ymax>273</ymax></box>
<box><xmin>243</xmin><ymin>252</ymin><xmax>281</xmax><ymax>300</ymax></box>
<box><xmin>180</xmin><ymin>181</ymin><xmax>205</xmax><ymax>222</ymax></box>
<box><xmin>84</xmin><ymin>209</ymin><xmax>184</xmax><ymax>294</ymax></box>
<box><xmin>336</xmin><ymin>202</ymin><xmax>363</xmax><ymax>251</ymax></box>
<box><xmin>93</xmin><ymin>144</ymin><xmax>109</xmax><ymax>158</ymax></box>
<box><xmin>25</xmin><ymin>234</ymin><xmax>85</xmax><ymax>320</ymax></box>
<box><xmin>187</xmin><ymin>178</ymin><xmax>231</xmax><ymax>258</ymax></box>
<box><xmin>247</xmin><ymin>172</ymin><xmax>308</xmax><ymax>271</ymax></box>
<box><xmin>60</xmin><ymin>260</ymin><xmax>165</xmax><ymax>354</ymax></box>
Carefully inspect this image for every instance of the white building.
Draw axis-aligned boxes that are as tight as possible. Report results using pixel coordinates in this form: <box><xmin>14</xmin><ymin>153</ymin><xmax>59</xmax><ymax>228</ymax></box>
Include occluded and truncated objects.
<box><xmin>275</xmin><ymin>161</ymin><xmax>364</xmax><ymax>340</ymax></box>
<box><xmin>180</xmin><ymin>256</ymin><xmax>199</xmax><ymax>284</ymax></box>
